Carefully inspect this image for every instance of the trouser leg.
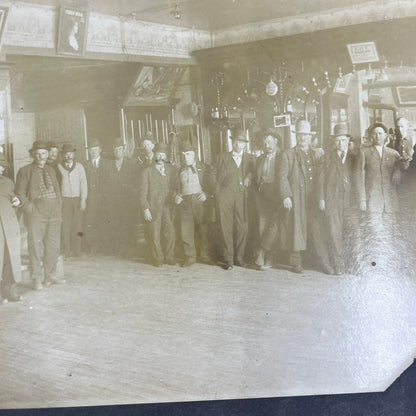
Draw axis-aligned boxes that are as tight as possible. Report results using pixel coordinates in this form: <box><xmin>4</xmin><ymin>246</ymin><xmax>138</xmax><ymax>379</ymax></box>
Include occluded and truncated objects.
<box><xmin>70</xmin><ymin>198</ymin><xmax>82</xmax><ymax>257</ymax></box>
<box><xmin>180</xmin><ymin>198</ymin><xmax>196</xmax><ymax>262</ymax></box>
<box><xmin>216</xmin><ymin>194</ymin><xmax>235</xmax><ymax>265</ymax></box>
<box><xmin>146</xmin><ymin>215</ymin><xmax>163</xmax><ymax>264</ymax></box>
<box><xmin>162</xmin><ymin>207</ymin><xmax>175</xmax><ymax>262</ymax></box>
<box><xmin>27</xmin><ymin>211</ymin><xmax>48</xmax><ymax>280</ymax></box>
<box><xmin>234</xmin><ymin>192</ymin><xmax>248</xmax><ymax>263</ymax></box>
<box><xmin>61</xmin><ymin>197</ymin><xmax>73</xmax><ymax>257</ymax></box>
<box><xmin>43</xmin><ymin>200</ymin><xmax>61</xmax><ymax>279</ymax></box>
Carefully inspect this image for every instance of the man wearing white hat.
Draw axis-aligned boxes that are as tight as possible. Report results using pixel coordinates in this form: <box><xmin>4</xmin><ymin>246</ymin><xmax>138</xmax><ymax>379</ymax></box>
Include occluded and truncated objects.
<box><xmin>278</xmin><ymin>119</ymin><xmax>331</xmax><ymax>274</ymax></box>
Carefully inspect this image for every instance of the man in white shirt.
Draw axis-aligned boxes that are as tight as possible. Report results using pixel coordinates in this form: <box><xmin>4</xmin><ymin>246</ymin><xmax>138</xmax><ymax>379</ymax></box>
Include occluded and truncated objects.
<box><xmin>58</xmin><ymin>143</ymin><xmax>88</xmax><ymax>259</ymax></box>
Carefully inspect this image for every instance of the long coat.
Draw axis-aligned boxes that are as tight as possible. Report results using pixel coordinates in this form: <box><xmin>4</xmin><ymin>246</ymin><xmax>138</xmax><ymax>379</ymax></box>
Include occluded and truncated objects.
<box><xmin>277</xmin><ymin>146</ymin><xmax>324</xmax><ymax>252</ymax></box>
<box><xmin>0</xmin><ymin>176</ymin><xmax>21</xmax><ymax>283</ymax></box>
<box><xmin>357</xmin><ymin>146</ymin><xmax>403</xmax><ymax>213</ymax></box>
<box><xmin>318</xmin><ymin>149</ymin><xmax>359</xmax><ymax>214</ymax></box>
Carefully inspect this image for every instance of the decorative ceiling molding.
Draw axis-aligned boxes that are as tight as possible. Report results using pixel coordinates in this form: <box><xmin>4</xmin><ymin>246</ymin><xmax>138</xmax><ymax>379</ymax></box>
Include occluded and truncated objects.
<box><xmin>211</xmin><ymin>0</ymin><xmax>416</xmax><ymax>48</ymax></box>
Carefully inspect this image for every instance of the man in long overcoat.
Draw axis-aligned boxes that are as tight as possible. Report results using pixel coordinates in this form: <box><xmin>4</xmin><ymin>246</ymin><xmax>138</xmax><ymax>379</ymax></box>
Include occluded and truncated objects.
<box><xmin>318</xmin><ymin>124</ymin><xmax>360</xmax><ymax>274</ymax></box>
<box><xmin>15</xmin><ymin>141</ymin><xmax>62</xmax><ymax>290</ymax></box>
<box><xmin>140</xmin><ymin>142</ymin><xmax>177</xmax><ymax>267</ymax></box>
<box><xmin>213</xmin><ymin>132</ymin><xmax>255</xmax><ymax>270</ymax></box>
<box><xmin>278</xmin><ymin>120</ymin><xmax>331</xmax><ymax>274</ymax></box>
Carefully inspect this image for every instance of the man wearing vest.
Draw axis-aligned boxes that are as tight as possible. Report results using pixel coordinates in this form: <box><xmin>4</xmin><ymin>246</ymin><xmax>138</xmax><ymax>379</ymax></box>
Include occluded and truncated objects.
<box><xmin>58</xmin><ymin>143</ymin><xmax>88</xmax><ymax>259</ymax></box>
<box><xmin>213</xmin><ymin>131</ymin><xmax>254</xmax><ymax>270</ymax></box>
<box><xmin>140</xmin><ymin>142</ymin><xmax>177</xmax><ymax>267</ymax></box>
<box><xmin>174</xmin><ymin>142</ymin><xmax>212</xmax><ymax>267</ymax></box>
<box><xmin>15</xmin><ymin>141</ymin><xmax>63</xmax><ymax>290</ymax></box>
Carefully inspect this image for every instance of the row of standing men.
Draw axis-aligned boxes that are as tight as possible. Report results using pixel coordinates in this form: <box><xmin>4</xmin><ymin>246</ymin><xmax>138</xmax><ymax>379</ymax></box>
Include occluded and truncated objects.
<box><xmin>8</xmin><ymin>117</ymin><xmax>416</xmax><ymax>294</ymax></box>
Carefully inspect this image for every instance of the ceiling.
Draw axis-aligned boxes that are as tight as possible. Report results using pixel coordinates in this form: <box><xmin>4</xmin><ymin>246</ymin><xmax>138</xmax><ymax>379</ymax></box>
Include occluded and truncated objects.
<box><xmin>19</xmin><ymin>0</ymin><xmax>378</xmax><ymax>30</ymax></box>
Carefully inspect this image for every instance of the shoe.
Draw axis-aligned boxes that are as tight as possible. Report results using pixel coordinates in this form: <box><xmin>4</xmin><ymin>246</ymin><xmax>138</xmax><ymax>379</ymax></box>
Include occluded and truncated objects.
<box><xmin>152</xmin><ymin>261</ymin><xmax>163</xmax><ymax>267</ymax></box>
<box><xmin>235</xmin><ymin>260</ymin><xmax>248</xmax><ymax>268</ymax></box>
<box><xmin>254</xmin><ymin>249</ymin><xmax>265</xmax><ymax>268</ymax></box>
<box><xmin>222</xmin><ymin>263</ymin><xmax>233</xmax><ymax>270</ymax></box>
<box><xmin>199</xmin><ymin>256</ymin><xmax>213</xmax><ymax>265</ymax></box>
<box><xmin>0</xmin><ymin>297</ymin><xmax>8</xmax><ymax>304</ymax></box>
<box><xmin>165</xmin><ymin>258</ymin><xmax>177</xmax><ymax>266</ymax></box>
<box><xmin>322</xmin><ymin>266</ymin><xmax>335</xmax><ymax>275</ymax></box>
<box><xmin>181</xmin><ymin>260</ymin><xmax>195</xmax><ymax>267</ymax></box>
<box><xmin>33</xmin><ymin>278</ymin><xmax>43</xmax><ymax>290</ymax></box>
<box><xmin>292</xmin><ymin>265</ymin><xmax>304</xmax><ymax>274</ymax></box>
<box><xmin>334</xmin><ymin>266</ymin><xmax>343</xmax><ymax>275</ymax></box>
<box><xmin>258</xmin><ymin>264</ymin><xmax>272</xmax><ymax>271</ymax></box>
<box><xmin>8</xmin><ymin>284</ymin><xmax>23</xmax><ymax>301</ymax></box>
<box><xmin>44</xmin><ymin>276</ymin><xmax>66</xmax><ymax>286</ymax></box>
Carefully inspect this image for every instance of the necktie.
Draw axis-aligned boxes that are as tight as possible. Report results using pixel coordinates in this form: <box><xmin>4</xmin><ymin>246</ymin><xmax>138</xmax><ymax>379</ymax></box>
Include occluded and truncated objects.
<box><xmin>340</xmin><ymin>151</ymin><xmax>345</xmax><ymax>162</ymax></box>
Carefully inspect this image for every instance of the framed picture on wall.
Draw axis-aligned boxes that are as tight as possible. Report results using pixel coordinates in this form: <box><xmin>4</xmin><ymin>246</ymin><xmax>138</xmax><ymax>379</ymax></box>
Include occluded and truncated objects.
<box><xmin>57</xmin><ymin>6</ymin><xmax>89</xmax><ymax>56</ymax></box>
<box><xmin>0</xmin><ymin>6</ymin><xmax>9</xmax><ymax>51</ymax></box>
<box><xmin>273</xmin><ymin>114</ymin><xmax>291</xmax><ymax>128</ymax></box>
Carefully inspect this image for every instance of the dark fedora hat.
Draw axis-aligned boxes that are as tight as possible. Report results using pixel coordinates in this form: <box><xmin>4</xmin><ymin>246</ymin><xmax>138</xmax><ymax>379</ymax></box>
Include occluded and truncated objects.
<box><xmin>181</xmin><ymin>141</ymin><xmax>196</xmax><ymax>153</ymax></box>
<box><xmin>332</xmin><ymin>123</ymin><xmax>351</xmax><ymax>138</ymax></box>
<box><xmin>60</xmin><ymin>143</ymin><xmax>76</xmax><ymax>153</ymax></box>
<box><xmin>46</xmin><ymin>141</ymin><xmax>59</xmax><ymax>150</ymax></box>
<box><xmin>154</xmin><ymin>142</ymin><xmax>169</xmax><ymax>154</ymax></box>
<box><xmin>230</xmin><ymin>131</ymin><xmax>249</xmax><ymax>142</ymax></box>
<box><xmin>369</xmin><ymin>122</ymin><xmax>388</xmax><ymax>133</ymax></box>
<box><xmin>113</xmin><ymin>137</ymin><xmax>125</xmax><ymax>148</ymax></box>
<box><xmin>30</xmin><ymin>141</ymin><xmax>49</xmax><ymax>152</ymax></box>
<box><xmin>88</xmin><ymin>138</ymin><xmax>101</xmax><ymax>148</ymax></box>
<box><xmin>0</xmin><ymin>154</ymin><xmax>9</xmax><ymax>168</ymax></box>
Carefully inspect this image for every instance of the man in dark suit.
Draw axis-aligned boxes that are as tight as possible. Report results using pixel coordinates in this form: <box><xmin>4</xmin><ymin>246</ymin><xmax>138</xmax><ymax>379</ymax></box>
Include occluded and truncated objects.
<box><xmin>15</xmin><ymin>141</ymin><xmax>63</xmax><ymax>290</ymax></box>
<box><xmin>139</xmin><ymin>142</ymin><xmax>177</xmax><ymax>267</ymax></box>
<box><xmin>318</xmin><ymin>124</ymin><xmax>359</xmax><ymax>274</ymax></box>
<box><xmin>213</xmin><ymin>131</ymin><xmax>255</xmax><ymax>270</ymax></box>
<box><xmin>254</xmin><ymin>130</ymin><xmax>282</xmax><ymax>271</ymax></box>
<box><xmin>357</xmin><ymin>122</ymin><xmax>408</xmax><ymax>273</ymax></box>
<box><xmin>278</xmin><ymin>120</ymin><xmax>331</xmax><ymax>274</ymax></box>
<box><xmin>103</xmin><ymin>138</ymin><xmax>139</xmax><ymax>257</ymax></box>
<box><xmin>46</xmin><ymin>141</ymin><xmax>62</xmax><ymax>183</ymax></box>
<box><xmin>83</xmin><ymin>138</ymin><xmax>107</xmax><ymax>255</ymax></box>
<box><xmin>174</xmin><ymin>142</ymin><xmax>213</xmax><ymax>267</ymax></box>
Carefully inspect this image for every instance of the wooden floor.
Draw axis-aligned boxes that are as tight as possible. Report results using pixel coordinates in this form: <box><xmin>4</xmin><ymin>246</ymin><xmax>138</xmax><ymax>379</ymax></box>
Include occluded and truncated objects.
<box><xmin>0</xmin><ymin>256</ymin><xmax>415</xmax><ymax>409</ymax></box>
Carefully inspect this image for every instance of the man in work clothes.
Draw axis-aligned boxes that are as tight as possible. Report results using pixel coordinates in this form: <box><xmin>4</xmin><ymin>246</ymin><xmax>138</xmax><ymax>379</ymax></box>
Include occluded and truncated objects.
<box><xmin>15</xmin><ymin>141</ymin><xmax>63</xmax><ymax>290</ymax></box>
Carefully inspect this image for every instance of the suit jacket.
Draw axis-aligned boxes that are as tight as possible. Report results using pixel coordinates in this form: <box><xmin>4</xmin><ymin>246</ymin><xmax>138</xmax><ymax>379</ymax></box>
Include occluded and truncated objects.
<box><xmin>318</xmin><ymin>149</ymin><xmax>359</xmax><ymax>214</ymax></box>
<box><xmin>213</xmin><ymin>151</ymin><xmax>255</xmax><ymax>195</ymax></box>
<box><xmin>357</xmin><ymin>146</ymin><xmax>403</xmax><ymax>213</ymax></box>
<box><xmin>139</xmin><ymin>164</ymin><xmax>177</xmax><ymax>218</ymax></box>
<box><xmin>15</xmin><ymin>163</ymin><xmax>61</xmax><ymax>214</ymax></box>
<box><xmin>85</xmin><ymin>157</ymin><xmax>108</xmax><ymax>197</ymax></box>
<box><xmin>175</xmin><ymin>162</ymin><xmax>214</xmax><ymax>196</ymax></box>
<box><xmin>103</xmin><ymin>157</ymin><xmax>139</xmax><ymax>199</ymax></box>
<box><xmin>278</xmin><ymin>146</ymin><xmax>324</xmax><ymax>251</ymax></box>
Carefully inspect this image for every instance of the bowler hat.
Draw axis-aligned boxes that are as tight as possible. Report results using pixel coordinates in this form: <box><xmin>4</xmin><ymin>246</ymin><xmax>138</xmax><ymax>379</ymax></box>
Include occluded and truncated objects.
<box><xmin>113</xmin><ymin>138</ymin><xmax>125</xmax><ymax>148</ymax></box>
<box><xmin>230</xmin><ymin>131</ymin><xmax>249</xmax><ymax>142</ymax></box>
<box><xmin>0</xmin><ymin>154</ymin><xmax>9</xmax><ymax>168</ymax></box>
<box><xmin>154</xmin><ymin>142</ymin><xmax>169</xmax><ymax>154</ymax></box>
<box><xmin>60</xmin><ymin>143</ymin><xmax>76</xmax><ymax>153</ymax></box>
<box><xmin>332</xmin><ymin>124</ymin><xmax>351</xmax><ymax>138</ymax></box>
<box><xmin>181</xmin><ymin>141</ymin><xmax>196</xmax><ymax>153</ymax></box>
<box><xmin>30</xmin><ymin>141</ymin><xmax>49</xmax><ymax>152</ymax></box>
<box><xmin>369</xmin><ymin>122</ymin><xmax>388</xmax><ymax>133</ymax></box>
<box><xmin>88</xmin><ymin>138</ymin><xmax>101</xmax><ymax>148</ymax></box>
<box><xmin>46</xmin><ymin>141</ymin><xmax>59</xmax><ymax>150</ymax></box>
<box><xmin>292</xmin><ymin>120</ymin><xmax>316</xmax><ymax>135</ymax></box>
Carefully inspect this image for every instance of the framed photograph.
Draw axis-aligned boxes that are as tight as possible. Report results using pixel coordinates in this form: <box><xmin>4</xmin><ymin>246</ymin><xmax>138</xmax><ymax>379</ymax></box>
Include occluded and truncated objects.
<box><xmin>347</xmin><ymin>41</ymin><xmax>379</xmax><ymax>64</ymax></box>
<box><xmin>57</xmin><ymin>6</ymin><xmax>89</xmax><ymax>56</ymax></box>
<box><xmin>273</xmin><ymin>113</ymin><xmax>291</xmax><ymax>128</ymax></box>
<box><xmin>0</xmin><ymin>6</ymin><xmax>9</xmax><ymax>51</ymax></box>
<box><xmin>333</xmin><ymin>73</ymin><xmax>352</xmax><ymax>95</ymax></box>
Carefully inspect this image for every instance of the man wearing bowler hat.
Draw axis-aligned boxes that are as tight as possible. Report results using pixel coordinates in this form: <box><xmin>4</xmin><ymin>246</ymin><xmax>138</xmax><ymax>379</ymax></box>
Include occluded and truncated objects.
<box><xmin>318</xmin><ymin>123</ymin><xmax>360</xmax><ymax>274</ymax></box>
<box><xmin>46</xmin><ymin>141</ymin><xmax>62</xmax><ymax>183</ymax></box>
<box><xmin>174</xmin><ymin>141</ymin><xmax>213</xmax><ymax>267</ymax></box>
<box><xmin>103</xmin><ymin>138</ymin><xmax>139</xmax><ymax>257</ymax></box>
<box><xmin>278</xmin><ymin>119</ymin><xmax>331</xmax><ymax>274</ymax></box>
<box><xmin>58</xmin><ymin>143</ymin><xmax>88</xmax><ymax>259</ymax></box>
<box><xmin>83</xmin><ymin>138</ymin><xmax>107</xmax><ymax>255</ymax></box>
<box><xmin>213</xmin><ymin>131</ymin><xmax>255</xmax><ymax>270</ymax></box>
<box><xmin>139</xmin><ymin>142</ymin><xmax>177</xmax><ymax>266</ymax></box>
<box><xmin>15</xmin><ymin>141</ymin><xmax>63</xmax><ymax>290</ymax></box>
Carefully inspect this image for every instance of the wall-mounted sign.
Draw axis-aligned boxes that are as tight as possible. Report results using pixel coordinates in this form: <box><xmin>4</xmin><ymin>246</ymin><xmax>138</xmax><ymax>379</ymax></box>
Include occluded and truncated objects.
<box><xmin>396</xmin><ymin>86</ymin><xmax>416</xmax><ymax>106</ymax></box>
<box><xmin>273</xmin><ymin>114</ymin><xmax>291</xmax><ymax>128</ymax></box>
<box><xmin>333</xmin><ymin>73</ymin><xmax>352</xmax><ymax>95</ymax></box>
<box><xmin>347</xmin><ymin>42</ymin><xmax>379</xmax><ymax>64</ymax></box>
<box><xmin>57</xmin><ymin>7</ymin><xmax>89</xmax><ymax>56</ymax></box>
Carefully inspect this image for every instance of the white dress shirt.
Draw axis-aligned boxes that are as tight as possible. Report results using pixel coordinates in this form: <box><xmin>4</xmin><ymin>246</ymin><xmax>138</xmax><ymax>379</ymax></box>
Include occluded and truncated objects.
<box><xmin>232</xmin><ymin>152</ymin><xmax>243</xmax><ymax>168</ymax></box>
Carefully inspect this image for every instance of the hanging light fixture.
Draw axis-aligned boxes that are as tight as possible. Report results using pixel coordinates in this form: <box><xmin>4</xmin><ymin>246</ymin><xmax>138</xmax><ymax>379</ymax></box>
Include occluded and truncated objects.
<box><xmin>265</xmin><ymin>76</ymin><xmax>278</xmax><ymax>96</ymax></box>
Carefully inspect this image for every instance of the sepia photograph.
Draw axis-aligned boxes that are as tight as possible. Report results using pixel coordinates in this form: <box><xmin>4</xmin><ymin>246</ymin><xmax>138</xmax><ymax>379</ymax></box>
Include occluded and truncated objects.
<box><xmin>0</xmin><ymin>0</ymin><xmax>415</xmax><ymax>415</ymax></box>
